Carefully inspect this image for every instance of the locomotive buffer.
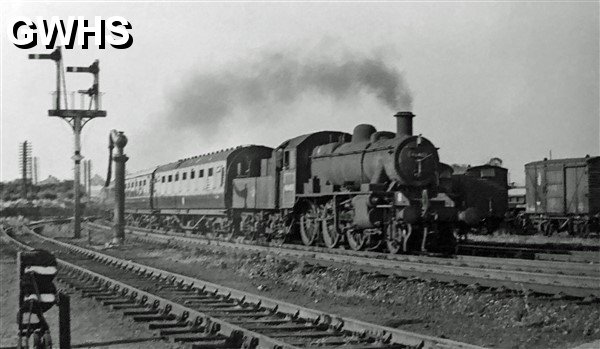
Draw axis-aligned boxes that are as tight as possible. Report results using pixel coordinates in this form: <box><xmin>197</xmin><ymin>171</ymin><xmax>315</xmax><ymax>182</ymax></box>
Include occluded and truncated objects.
<box><xmin>29</xmin><ymin>47</ymin><xmax>107</xmax><ymax>238</ymax></box>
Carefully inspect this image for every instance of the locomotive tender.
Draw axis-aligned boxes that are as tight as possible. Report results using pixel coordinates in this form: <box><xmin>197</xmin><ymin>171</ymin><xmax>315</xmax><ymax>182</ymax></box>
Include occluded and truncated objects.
<box><xmin>123</xmin><ymin>112</ymin><xmax>484</xmax><ymax>254</ymax></box>
<box><xmin>443</xmin><ymin>164</ymin><xmax>509</xmax><ymax>234</ymax></box>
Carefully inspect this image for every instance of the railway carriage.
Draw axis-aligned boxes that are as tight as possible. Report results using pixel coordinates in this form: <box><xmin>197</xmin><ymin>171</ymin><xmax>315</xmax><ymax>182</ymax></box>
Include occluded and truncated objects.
<box><xmin>124</xmin><ymin>168</ymin><xmax>156</xmax><ymax>211</ymax></box>
<box><xmin>124</xmin><ymin>145</ymin><xmax>272</xmax><ymax>233</ymax></box>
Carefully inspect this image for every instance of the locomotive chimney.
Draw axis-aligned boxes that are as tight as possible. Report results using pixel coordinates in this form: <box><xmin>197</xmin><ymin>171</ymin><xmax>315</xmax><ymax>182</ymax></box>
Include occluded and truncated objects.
<box><xmin>394</xmin><ymin>111</ymin><xmax>414</xmax><ymax>136</ymax></box>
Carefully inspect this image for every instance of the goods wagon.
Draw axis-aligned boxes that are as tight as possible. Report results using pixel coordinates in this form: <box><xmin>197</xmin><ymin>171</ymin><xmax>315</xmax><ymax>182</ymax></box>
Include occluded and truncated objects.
<box><xmin>524</xmin><ymin>156</ymin><xmax>600</xmax><ymax>235</ymax></box>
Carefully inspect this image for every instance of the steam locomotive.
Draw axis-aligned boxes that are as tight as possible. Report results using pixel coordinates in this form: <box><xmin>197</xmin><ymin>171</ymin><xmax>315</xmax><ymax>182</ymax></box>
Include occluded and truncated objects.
<box><xmin>121</xmin><ymin>112</ymin><xmax>495</xmax><ymax>254</ymax></box>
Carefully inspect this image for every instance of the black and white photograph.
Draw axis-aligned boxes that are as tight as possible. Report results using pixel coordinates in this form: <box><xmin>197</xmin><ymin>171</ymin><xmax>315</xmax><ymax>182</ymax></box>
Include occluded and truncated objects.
<box><xmin>1</xmin><ymin>1</ymin><xmax>599</xmax><ymax>348</ymax></box>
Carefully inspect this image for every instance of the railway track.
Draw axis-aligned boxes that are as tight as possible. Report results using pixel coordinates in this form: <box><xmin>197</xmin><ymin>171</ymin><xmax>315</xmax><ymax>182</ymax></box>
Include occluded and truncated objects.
<box><xmin>457</xmin><ymin>242</ymin><xmax>599</xmax><ymax>263</ymax></box>
<box><xmin>2</xmin><ymin>221</ymin><xmax>486</xmax><ymax>349</ymax></box>
<box><xmin>85</xmin><ymin>222</ymin><xmax>600</xmax><ymax>299</ymax></box>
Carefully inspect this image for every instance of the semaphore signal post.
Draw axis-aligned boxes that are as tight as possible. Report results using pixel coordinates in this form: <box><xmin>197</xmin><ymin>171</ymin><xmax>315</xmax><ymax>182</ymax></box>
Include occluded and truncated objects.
<box><xmin>29</xmin><ymin>47</ymin><xmax>107</xmax><ymax>238</ymax></box>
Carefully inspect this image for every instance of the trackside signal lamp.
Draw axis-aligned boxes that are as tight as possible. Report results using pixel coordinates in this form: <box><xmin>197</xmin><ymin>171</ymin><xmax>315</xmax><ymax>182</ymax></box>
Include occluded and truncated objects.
<box><xmin>17</xmin><ymin>249</ymin><xmax>58</xmax><ymax>348</ymax></box>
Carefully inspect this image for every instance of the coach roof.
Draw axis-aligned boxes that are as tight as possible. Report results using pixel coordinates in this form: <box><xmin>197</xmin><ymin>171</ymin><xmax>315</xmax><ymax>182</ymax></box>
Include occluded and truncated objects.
<box><xmin>154</xmin><ymin>145</ymin><xmax>270</xmax><ymax>174</ymax></box>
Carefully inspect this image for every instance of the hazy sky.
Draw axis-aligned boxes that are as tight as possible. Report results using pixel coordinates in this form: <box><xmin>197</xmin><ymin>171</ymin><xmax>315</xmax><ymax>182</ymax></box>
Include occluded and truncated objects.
<box><xmin>1</xmin><ymin>1</ymin><xmax>598</xmax><ymax>185</ymax></box>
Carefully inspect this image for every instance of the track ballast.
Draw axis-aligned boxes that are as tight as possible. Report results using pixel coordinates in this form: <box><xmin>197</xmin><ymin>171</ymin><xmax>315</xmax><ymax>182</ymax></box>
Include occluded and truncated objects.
<box><xmin>2</xmin><ymin>220</ymin><xmax>485</xmax><ymax>349</ymax></box>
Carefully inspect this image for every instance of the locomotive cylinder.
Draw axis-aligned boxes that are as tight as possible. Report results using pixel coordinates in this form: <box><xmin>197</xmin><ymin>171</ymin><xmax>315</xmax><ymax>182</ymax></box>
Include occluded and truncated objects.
<box><xmin>352</xmin><ymin>195</ymin><xmax>382</xmax><ymax>228</ymax></box>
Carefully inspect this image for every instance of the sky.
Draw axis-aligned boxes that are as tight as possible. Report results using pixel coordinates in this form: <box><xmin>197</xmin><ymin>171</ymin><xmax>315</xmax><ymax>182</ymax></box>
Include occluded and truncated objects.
<box><xmin>1</xmin><ymin>1</ymin><xmax>599</xmax><ymax>185</ymax></box>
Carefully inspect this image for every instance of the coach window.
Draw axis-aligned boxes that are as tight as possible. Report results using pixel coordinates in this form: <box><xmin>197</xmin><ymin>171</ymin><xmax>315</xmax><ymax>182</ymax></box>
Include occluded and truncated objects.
<box><xmin>162</xmin><ymin>176</ymin><xmax>165</xmax><ymax>183</ymax></box>
<box><xmin>219</xmin><ymin>167</ymin><xmax>225</xmax><ymax>187</ymax></box>
<box><xmin>191</xmin><ymin>170</ymin><xmax>195</xmax><ymax>179</ymax></box>
<box><xmin>168</xmin><ymin>175</ymin><xmax>172</xmax><ymax>182</ymax></box>
<box><xmin>175</xmin><ymin>173</ymin><xmax>179</xmax><ymax>181</ymax></box>
<box><xmin>183</xmin><ymin>172</ymin><xmax>187</xmax><ymax>180</ymax></box>
<box><xmin>199</xmin><ymin>169</ymin><xmax>204</xmax><ymax>178</ymax></box>
<box><xmin>208</xmin><ymin>168</ymin><xmax>213</xmax><ymax>176</ymax></box>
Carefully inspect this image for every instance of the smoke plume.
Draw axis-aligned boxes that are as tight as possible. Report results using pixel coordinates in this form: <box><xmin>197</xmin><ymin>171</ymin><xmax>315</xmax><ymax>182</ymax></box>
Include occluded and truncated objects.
<box><xmin>165</xmin><ymin>48</ymin><xmax>412</xmax><ymax>136</ymax></box>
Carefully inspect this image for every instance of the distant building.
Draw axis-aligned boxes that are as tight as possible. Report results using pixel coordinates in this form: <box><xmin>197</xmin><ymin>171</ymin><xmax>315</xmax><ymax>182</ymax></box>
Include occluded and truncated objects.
<box><xmin>38</xmin><ymin>175</ymin><xmax>60</xmax><ymax>185</ymax></box>
<box><xmin>89</xmin><ymin>174</ymin><xmax>106</xmax><ymax>199</ymax></box>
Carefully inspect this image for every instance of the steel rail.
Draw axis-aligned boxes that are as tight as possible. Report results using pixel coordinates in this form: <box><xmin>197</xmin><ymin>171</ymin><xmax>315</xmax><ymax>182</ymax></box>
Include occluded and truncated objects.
<box><xmin>2</xmin><ymin>223</ymin><xmax>487</xmax><ymax>349</ymax></box>
<box><xmin>88</xmin><ymin>222</ymin><xmax>598</xmax><ymax>276</ymax></box>
<box><xmin>85</xmin><ymin>223</ymin><xmax>600</xmax><ymax>299</ymax></box>
<box><xmin>3</xmin><ymin>226</ymin><xmax>298</xmax><ymax>349</ymax></box>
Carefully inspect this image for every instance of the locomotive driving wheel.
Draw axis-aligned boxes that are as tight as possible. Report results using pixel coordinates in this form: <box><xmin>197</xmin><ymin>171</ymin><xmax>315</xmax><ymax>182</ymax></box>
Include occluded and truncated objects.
<box><xmin>300</xmin><ymin>204</ymin><xmax>319</xmax><ymax>246</ymax></box>
<box><xmin>321</xmin><ymin>216</ymin><xmax>341</xmax><ymax>248</ymax></box>
<box><xmin>346</xmin><ymin>228</ymin><xmax>367</xmax><ymax>251</ymax></box>
<box><xmin>270</xmin><ymin>217</ymin><xmax>294</xmax><ymax>246</ymax></box>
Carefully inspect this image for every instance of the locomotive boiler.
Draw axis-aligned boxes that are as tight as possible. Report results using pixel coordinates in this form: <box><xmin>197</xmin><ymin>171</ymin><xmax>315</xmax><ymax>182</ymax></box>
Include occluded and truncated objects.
<box><xmin>311</xmin><ymin>112</ymin><xmax>439</xmax><ymax>190</ymax></box>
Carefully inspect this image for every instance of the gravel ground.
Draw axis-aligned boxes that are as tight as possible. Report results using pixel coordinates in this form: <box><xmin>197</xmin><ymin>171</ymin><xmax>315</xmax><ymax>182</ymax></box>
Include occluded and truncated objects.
<box><xmin>0</xmin><ymin>238</ymin><xmax>179</xmax><ymax>349</ymax></box>
<box><xmin>35</xmin><ymin>225</ymin><xmax>600</xmax><ymax>348</ymax></box>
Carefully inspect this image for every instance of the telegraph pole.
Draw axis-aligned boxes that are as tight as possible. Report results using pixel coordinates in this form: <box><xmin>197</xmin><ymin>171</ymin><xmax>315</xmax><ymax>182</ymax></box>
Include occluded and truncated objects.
<box><xmin>29</xmin><ymin>48</ymin><xmax>106</xmax><ymax>238</ymax></box>
<box><xmin>21</xmin><ymin>141</ymin><xmax>27</xmax><ymax>198</ymax></box>
<box><xmin>19</xmin><ymin>141</ymin><xmax>32</xmax><ymax>199</ymax></box>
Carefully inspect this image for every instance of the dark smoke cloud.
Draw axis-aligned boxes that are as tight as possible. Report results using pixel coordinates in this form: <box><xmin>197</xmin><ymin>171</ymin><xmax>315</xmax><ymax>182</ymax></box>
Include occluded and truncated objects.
<box><xmin>165</xmin><ymin>49</ymin><xmax>412</xmax><ymax>136</ymax></box>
